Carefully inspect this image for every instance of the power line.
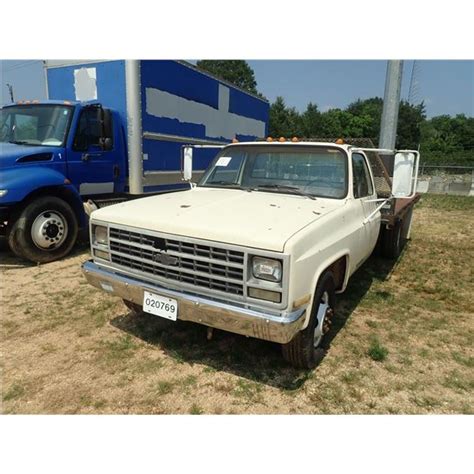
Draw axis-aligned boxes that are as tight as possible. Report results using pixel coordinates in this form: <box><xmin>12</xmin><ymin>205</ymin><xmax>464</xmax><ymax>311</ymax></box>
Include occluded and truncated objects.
<box><xmin>2</xmin><ymin>60</ymin><xmax>42</xmax><ymax>73</ymax></box>
<box><xmin>408</xmin><ymin>60</ymin><xmax>422</xmax><ymax>105</ymax></box>
<box><xmin>6</xmin><ymin>83</ymin><xmax>14</xmax><ymax>102</ymax></box>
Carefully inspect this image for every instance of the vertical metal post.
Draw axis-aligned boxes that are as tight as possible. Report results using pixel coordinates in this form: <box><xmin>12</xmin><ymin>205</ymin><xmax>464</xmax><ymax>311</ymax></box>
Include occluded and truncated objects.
<box><xmin>125</xmin><ymin>60</ymin><xmax>144</xmax><ymax>194</ymax></box>
<box><xmin>6</xmin><ymin>83</ymin><xmax>14</xmax><ymax>102</ymax></box>
<box><xmin>379</xmin><ymin>60</ymin><xmax>404</xmax><ymax>151</ymax></box>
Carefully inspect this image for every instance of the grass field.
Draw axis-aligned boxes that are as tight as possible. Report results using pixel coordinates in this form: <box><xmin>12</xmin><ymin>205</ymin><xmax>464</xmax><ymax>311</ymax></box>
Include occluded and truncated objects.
<box><xmin>1</xmin><ymin>194</ymin><xmax>473</xmax><ymax>414</ymax></box>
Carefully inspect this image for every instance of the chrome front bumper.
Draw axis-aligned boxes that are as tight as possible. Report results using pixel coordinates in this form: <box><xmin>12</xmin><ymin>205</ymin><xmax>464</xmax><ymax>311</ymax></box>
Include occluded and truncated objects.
<box><xmin>82</xmin><ymin>261</ymin><xmax>306</xmax><ymax>344</ymax></box>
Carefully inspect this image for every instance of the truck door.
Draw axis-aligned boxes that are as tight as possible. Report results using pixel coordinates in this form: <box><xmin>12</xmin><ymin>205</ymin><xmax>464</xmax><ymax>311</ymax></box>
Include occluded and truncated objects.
<box><xmin>351</xmin><ymin>152</ymin><xmax>380</xmax><ymax>266</ymax></box>
<box><xmin>66</xmin><ymin>106</ymin><xmax>122</xmax><ymax>196</ymax></box>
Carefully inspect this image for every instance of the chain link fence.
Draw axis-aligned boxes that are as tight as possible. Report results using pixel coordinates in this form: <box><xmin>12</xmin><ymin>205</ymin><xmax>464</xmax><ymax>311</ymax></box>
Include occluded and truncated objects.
<box><xmin>417</xmin><ymin>165</ymin><xmax>474</xmax><ymax>196</ymax></box>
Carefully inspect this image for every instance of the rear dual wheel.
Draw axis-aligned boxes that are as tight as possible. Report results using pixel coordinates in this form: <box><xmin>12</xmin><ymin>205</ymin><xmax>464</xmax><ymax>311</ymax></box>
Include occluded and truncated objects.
<box><xmin>381</xmin><ymin>220</ymin><xmax>403</xmax><ymax>260</ymax></box>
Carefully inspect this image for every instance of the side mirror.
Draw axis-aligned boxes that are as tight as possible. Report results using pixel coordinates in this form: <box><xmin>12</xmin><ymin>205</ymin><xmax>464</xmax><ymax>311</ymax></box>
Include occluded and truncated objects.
<box><xmin>182</xmin><ymin>146</ymin><xmax>193</xmax><ymax>181</ymax></box>
<box><xmin>100</xmin><ymin>137</ymin><xmax>113</xmax><ymax>151</ymax></box>
<box><xmin>392</xmin><ymin>152</ymin><xmax>418</xmax><ymax>198</ymax></box>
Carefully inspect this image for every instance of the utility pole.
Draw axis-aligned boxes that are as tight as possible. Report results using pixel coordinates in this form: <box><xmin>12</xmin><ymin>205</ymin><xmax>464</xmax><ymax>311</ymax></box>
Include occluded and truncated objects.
<box><xmin>6</xmin><ymin>83</ymin><xmax>14</xmax><ymax>102</ymax></box>
<box><xmin>379</xmin><ymin>60</ymin><xmax>403</xmax><ymax>151</ymax></box>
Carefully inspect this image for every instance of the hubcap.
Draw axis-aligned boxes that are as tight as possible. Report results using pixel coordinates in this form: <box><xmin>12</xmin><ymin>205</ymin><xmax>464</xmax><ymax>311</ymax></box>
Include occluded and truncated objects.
<box><xmin>313</xmin><ymin>291</ymin><xmax>333</xmax><ymax>348</ymax></box>
<box><xmin>31</xmin><ymin>211</ymin><xmax>68</xmax><ymax>250</ymax></box>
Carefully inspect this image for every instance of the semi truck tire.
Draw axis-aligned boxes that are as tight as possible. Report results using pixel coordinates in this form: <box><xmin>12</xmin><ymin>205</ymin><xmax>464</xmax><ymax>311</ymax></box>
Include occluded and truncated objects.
<box><xmin>7</xmin><ymin>226</ymin><xmax>25</xmax><ymax>259</ymax></box>
<box><xmin>8</xmin><ymin>196</ymin><xmax>78</xmax><ymax>263</ymax></box>
<box><xmin>381</xmin><ymin>220</ymin><xmax>403</xmax><ymax>260</ymax></box>
<box><xmin>282</xmin><ymin>271</ymin><xmax>336</xmax><ymax>369</ymax></box>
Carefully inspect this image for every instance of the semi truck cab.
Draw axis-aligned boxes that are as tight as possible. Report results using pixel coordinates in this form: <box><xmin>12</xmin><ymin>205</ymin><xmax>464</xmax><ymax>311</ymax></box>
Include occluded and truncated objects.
<box><xmin>0</xmin><ymin>100</ymin><xmax>127</xmax><ymax>262</ymax></box>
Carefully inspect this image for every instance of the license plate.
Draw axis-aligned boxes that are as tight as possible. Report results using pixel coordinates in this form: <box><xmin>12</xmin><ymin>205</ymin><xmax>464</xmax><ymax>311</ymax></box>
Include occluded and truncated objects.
<box><xmin>143</xmin><ymin>291</ymin><xmax>178</xmax><ymax>321</ymax></box>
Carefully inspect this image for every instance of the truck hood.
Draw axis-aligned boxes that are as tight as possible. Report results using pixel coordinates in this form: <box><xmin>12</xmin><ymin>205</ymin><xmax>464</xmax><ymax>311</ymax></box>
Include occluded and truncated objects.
<box><xmin>0</xmin><ymin>142</ymin><xmax>63</xmax><ymax>169</ymax></box>
<box><xmin>92</xmin><ymin>187</ymin><xmax>345</xmax><ymax>252</ymax></box>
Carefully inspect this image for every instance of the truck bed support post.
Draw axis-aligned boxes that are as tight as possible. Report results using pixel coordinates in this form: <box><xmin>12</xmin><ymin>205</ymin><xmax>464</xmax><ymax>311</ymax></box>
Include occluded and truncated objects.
<box><xmin>125</xmin><ymin>60</ymin><xmax>144</xmax><ymax>194</ymax></box>
<box><xmin>379</xmin><ymin>60</ymin><xmax>404</xmax><ymax>152</ymax></box>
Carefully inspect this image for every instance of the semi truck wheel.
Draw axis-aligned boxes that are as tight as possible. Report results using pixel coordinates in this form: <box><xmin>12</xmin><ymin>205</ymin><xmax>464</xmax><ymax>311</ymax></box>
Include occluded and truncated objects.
<box><xmin>282</xmin><ymin>271</ymin><xmax>336</xmax><ymax>369</ymax></box>
<box><xmin>381</xmin><ymin>220</ymin><xmax>403</xmax><ymax>260</ymax></box>
<box><xmin>6</xmin><ymin>223</ymin><xmax>26</xmax><ymax>259</ymax></box>
<box><xmin>8</xmin><ymin>196</ymin><xmax>78</xmax><ymax>263</ymax></box>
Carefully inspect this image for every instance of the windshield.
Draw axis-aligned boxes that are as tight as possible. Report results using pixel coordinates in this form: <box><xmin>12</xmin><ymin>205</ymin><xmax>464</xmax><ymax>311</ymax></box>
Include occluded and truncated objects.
<box><xmin>199</xmin><ymin>145</ymin><xmax>348</xmax><ymax>199</ymax></box>
<box><xmin>0</xmin><ymin>104</ymin><xmax>73</xmax><ymax>147</ymax></box>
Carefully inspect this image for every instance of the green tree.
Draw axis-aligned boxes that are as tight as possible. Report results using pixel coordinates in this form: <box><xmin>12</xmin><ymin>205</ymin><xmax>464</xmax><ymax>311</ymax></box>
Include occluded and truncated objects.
<box><xmin>346</xmin><ymin>97</ymin><xmax>383</xmax><ymax>140</ymax></box>
<box><xmin>420</xmin><ymin>113</ymin><xmax>474</xmax><ymax>165</ymax></box>
<box><xmin>268</xmin><ymin>96</ymin><xmax>302</xmax><ymax>137</ymax></box>
<box><xmin>396</xmin><ymin>101</ymin><xmax>426</xmax><ymax>149</ymax></box>
<box><xmin>300</xmin><ymin>102</ymin><xmax>322</xmax><ymax>138</ymax></box>
<box><xmin>196</xmin><ymin>60</ymin><xmax>259</xmax><ymax>95</ymax></box>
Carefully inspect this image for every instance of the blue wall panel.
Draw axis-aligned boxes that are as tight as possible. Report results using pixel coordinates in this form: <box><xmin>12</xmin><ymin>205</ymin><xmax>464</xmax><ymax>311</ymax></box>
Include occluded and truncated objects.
<box><xmin>47</xmin><ymin>61</ymin><xmax>127</xmax><ymax>127</ymax></box>
<box><xmin>142</xmin><ymin>139</ymin><xmax>218</xmax><ymax>173</ymax></box>
<box><xmin>140</xmin><ymin>60</ymin><xmax>269</xmax><ymax>144</ymax></box>
<box><xmin>228</xmin><ymin>87</ymin><xmax>268</xmax><ymax>123</ymax></box>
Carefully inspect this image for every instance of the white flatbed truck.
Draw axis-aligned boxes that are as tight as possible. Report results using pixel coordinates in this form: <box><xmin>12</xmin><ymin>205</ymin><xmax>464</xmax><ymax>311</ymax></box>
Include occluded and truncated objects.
<box><xmin>82</xmin><ymin>139</ymin><xmax>420</xmax><ymax>368</ymax></box>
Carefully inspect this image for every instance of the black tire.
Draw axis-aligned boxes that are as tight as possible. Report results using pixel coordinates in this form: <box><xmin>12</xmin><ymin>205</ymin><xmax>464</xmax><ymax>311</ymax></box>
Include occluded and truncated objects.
<box><xmin>8</xmin><ymin>196</ymin><xmax>78</xmax><ymax>264</ymax></box>
<box><xmin>123</xmin><ymin>299</ymin><xmax>145</xmax><ymax>317</ymax></box>
<box><xmin>381</xmin><ymin>220</ymin><xmax>403</xmax><ymax>260</ymax></box>
<box><xmin>282</xmin><ymin>271</ymin><xmax>336</xmax><ymax>369</ymax></box>
<box><xmin>6</xmin><ymin>224</ymin><xmax>26</xmax><ymax>259</ymax></box>
<box><xmin>123</xmin><ymin>299</ymin><xmax>174</xmax><ymax>329</ymax></box>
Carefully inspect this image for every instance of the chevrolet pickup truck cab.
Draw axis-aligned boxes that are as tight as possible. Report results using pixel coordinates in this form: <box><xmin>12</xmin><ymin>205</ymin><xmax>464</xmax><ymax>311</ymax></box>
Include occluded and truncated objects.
<box><xmin>82</xmin><ymin>141</ymin><xmax>419</xmax><ymax>368</ymax></box>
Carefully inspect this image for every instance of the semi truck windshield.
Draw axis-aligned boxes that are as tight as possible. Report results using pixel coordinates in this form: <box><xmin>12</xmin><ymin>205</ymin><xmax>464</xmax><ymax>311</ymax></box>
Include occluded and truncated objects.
<box><xmin>0</xmin><ymin>104</ymin><xmax>73</xmax><ymax>147</ymax></box>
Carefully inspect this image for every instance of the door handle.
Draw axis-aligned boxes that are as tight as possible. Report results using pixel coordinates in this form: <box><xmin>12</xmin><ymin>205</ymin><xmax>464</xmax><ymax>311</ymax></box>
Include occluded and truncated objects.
<box><xmin>81</xmin><ymin>152</ymin><xmax>102</xmax><ymax>162</ymax></box>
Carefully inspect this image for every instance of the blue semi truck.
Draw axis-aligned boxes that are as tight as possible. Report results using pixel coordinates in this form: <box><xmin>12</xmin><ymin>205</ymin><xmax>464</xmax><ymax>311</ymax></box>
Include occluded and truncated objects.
<box><xmin>0</xmin><ymin>60</ymin><xmax>269</xmax><ymax>263</ymax></box>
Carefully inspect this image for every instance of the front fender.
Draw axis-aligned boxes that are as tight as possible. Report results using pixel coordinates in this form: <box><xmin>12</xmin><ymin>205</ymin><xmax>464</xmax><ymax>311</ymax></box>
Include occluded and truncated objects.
<box><xmin>0</xmin><ymin>166</ymin><xmax>86</xmax><ymax>227</ymax></box>
<box><xmin>0</xmin><ymin>166</ymin><xmax>71</xmax><ymax>204</ymax></box>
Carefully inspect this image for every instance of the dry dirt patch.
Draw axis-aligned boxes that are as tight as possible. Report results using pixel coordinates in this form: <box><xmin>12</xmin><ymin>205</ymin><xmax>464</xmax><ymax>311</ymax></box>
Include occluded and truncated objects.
<box><xmin>1</xmin><ymin>194</ymin><xmax>473</xmax><ymax>414</ymax></box>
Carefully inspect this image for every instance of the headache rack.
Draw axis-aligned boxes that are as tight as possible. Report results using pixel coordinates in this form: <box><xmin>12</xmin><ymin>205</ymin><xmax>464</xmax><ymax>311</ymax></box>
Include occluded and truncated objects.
<box><xmin>307</xmin><ymin>137</ymin><xmax>421</xmax><ymax>227</ymax></box>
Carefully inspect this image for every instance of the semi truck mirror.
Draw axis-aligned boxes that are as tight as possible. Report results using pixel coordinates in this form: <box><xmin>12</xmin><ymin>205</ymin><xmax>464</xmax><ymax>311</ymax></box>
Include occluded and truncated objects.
<box><xmin>183</xmin><ymin>147</ymin><xmax>193</xmax><ymax>181</ymax></box>
<box><xmin>392</xmin><ymin>152</ymin><xmax>416</xmax><ymax>198</ymax></box>
<box><xmin>100</xmin><ymin>137</ymin><xmax>113</xmax><ymax>150</ymax></box>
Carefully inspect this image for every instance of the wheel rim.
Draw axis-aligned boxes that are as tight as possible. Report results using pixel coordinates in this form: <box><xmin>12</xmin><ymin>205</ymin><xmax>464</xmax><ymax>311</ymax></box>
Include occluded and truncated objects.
<box><xmin>313</xmin><ymin>291</ymin><xmax>333</xmax><ymax>348</ymax></box>
<box><xmin>31</xmin><ymin>210</ymin><xmax>68</xmax><ymax>250</ymax></box>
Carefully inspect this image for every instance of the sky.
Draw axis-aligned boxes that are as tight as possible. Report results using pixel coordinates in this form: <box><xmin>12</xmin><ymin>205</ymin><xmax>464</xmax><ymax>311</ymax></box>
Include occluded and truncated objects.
<box><xmin>1</xmin><ymin>60</ymin><xmax>473</xmax><ymax>118</ymax></box>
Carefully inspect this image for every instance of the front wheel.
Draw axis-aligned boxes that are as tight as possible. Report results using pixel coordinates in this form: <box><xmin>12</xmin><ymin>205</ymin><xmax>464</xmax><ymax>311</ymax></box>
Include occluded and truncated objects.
<box><xmin>8</xmin><ymin>196</ymin><xmax>78</xmax><ymax>263</ymax></box>
<box><xmin>282</xmin><ymin>271</ymin><xmax>336</xmax><ymax>369</ymax></box>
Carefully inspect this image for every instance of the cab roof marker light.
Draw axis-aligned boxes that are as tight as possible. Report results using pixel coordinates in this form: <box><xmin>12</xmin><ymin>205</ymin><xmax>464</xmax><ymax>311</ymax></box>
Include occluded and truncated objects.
<box><xmin>279</xmin><ymin>137</ymin><xmax>286</xmax><ymax>142</ymax></box>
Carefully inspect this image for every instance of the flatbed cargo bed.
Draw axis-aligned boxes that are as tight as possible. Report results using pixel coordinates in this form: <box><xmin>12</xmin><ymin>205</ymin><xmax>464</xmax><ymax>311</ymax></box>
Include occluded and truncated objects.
<box><xmin>381</xmin><ymin>194</ymin><xmax>421</xmax><ymax>226</ymax></box>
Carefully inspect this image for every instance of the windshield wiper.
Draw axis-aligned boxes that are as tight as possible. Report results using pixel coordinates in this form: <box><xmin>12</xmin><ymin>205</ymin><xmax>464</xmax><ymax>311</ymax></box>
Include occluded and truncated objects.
<box><xmin>203</xmin><ymin>181</ymin><xmax>247</xmax><ymax>190</ymax></box>
<box><xmin>252</xmin><ymin>184</ymin><xmax>316</xmax><ymax>200</ymax></box>
<box><xmin>8</xmin><ymin>140</ymin><xmax>35</xmax><ymax>146</ymax></box>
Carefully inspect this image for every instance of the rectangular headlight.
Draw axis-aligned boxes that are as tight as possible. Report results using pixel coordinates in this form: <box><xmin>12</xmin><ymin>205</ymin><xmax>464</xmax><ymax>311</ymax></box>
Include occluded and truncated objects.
<box><xmin>252</xmin><ymin>257</ymin><xmax>282</xmax><ymax>282</ymax></box>
<box><xmin>93</xmin><ymin>224</ymin><xmax>108</xmax><ymax>246</ymax></box>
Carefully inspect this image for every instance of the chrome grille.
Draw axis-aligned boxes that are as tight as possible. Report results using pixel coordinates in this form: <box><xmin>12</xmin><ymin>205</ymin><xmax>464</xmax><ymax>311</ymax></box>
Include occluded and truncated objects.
<box><xmin>108</xmin><ymin>227</ymin><xmax>245</xmax><ymax>295</ymax></box>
